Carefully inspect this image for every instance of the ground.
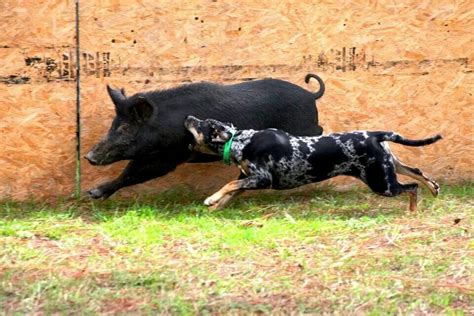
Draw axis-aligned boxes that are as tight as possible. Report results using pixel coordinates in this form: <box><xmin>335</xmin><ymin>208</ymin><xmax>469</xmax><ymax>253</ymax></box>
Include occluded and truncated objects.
<box><xmin>0</xmin><ymin>183</ymin><xmax>473</xmax><ymax>314</ymax></box>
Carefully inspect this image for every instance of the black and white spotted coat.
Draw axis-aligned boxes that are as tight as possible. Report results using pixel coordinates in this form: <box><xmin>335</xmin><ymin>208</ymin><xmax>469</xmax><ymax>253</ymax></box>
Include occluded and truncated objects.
<box><xmin>219</xmin><ymin>128</ymin><xmax>418</xmax><ymax>196</ymax></box>
<box><xmin>185</xmin><ymin>115</ymin><xmax>441</xmax><ymax>210</ymax></box>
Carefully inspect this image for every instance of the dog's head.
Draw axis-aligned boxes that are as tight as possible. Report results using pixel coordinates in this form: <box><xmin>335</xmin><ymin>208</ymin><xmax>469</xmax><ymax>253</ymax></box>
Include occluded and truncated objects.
<box><xmin>184</xmin><ymin>116</ymin><xmax>236</xmax><ymax>155</ymax></box>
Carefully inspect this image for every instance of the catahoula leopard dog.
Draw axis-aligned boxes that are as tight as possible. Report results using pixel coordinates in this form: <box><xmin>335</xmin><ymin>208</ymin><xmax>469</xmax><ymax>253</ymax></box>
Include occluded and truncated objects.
<box><xmin>184</xmin><ymin>116</ymin><xmax>441</xmax><ymax>211</ymax></box>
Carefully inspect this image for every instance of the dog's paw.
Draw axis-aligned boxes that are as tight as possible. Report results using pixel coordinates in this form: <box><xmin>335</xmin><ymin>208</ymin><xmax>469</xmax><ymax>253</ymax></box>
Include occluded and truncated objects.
<box><xmin>432</xmin><ymin>181</ymin><xmax>440</xmax><ymax>197</ymax></box>
<box><xmin>208</xmin><ymin>203</ymin><xmax>221</xmax><ymax>211</ymax></box>
<box><xmin>204</xmin><ymin>196</ymin><xmax>218</xmax><ymax>206</ymax></box>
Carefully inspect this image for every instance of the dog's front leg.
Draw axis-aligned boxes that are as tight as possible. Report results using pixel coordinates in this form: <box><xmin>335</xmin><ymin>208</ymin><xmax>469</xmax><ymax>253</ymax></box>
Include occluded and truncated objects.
<box><xmin>208</xmin><ymin>191</ymin><xmax>243</xmax><ymax>211</ymax></box>
<box><xmin>204</xmin><ymin>172</ymin><xmax>272</xmax><ymax>210</ymax></box>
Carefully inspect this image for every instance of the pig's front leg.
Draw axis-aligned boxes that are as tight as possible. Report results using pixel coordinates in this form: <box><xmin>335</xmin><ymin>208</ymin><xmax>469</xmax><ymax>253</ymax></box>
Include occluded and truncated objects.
<box><xmin>87</xmin><ymin>153</ymin><xmax>185</xmax><ymax>199</ymax></box>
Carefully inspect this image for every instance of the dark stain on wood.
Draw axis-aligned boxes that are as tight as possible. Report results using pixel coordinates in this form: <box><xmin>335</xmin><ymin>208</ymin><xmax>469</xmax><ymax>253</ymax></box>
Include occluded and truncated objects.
<box><xmin>1</xmin><ymin>46</ymin><xmax>470</xmax><ymax>85</ymax></box>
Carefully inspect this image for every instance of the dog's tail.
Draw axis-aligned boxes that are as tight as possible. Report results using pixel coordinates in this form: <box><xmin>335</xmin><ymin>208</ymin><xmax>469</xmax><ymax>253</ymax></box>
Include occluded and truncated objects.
<box><xmin>305</xmin><ymin>74</ymin><xmax>325</xmax><ymax>100</ymax></box>
<box><xmin>372</xmin><ymin>132</ymin><xmax>443</xmax><ymax>147</ymax></box>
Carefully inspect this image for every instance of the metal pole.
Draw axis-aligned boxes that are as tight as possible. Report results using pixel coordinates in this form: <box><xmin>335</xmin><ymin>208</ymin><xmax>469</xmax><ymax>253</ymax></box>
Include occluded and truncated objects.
<box><xmin>75</xmin><ymin>0</ymin><xmax>81</xmax><ymax>198</ymax></box>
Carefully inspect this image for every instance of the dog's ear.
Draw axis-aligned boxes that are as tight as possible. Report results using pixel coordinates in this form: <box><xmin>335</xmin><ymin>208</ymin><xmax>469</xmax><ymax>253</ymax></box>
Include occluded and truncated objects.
<box><xmin>211</xmin><ymin>129</ymin><xmax>231</xmax><ymax>143</ymax></box>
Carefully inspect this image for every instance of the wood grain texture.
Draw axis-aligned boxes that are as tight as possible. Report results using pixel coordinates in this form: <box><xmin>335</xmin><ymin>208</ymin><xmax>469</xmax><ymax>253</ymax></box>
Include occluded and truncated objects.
<box><xmin>0</xmin><ymin>0</ymin><xmax>472</xmax><ymax>200</ymax></box>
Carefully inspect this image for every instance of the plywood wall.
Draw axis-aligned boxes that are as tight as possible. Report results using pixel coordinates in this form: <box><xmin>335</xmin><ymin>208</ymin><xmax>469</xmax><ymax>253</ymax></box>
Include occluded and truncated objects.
<box><xmin>1</xmin><ymin>0</ymin><xmax>472</xmax><ymax>200</ymax></box>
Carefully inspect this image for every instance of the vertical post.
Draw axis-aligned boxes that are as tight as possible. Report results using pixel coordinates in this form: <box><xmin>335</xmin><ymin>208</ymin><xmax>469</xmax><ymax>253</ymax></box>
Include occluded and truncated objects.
<box><xmin>75</xmin><ymin>0</ymin><xmax>81</xmax><ymax>198</ymax></box>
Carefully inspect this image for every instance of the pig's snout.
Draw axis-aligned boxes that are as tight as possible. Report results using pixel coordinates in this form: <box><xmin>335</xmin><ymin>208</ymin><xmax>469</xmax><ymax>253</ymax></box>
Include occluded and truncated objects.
<box><xmin>84</xmin><ymin>151</ymin><xmax>99</xmax><ymax>165</ymax></box>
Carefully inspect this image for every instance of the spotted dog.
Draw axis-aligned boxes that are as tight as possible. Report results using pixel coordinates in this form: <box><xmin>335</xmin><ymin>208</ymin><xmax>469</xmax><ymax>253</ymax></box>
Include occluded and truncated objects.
<box><xmin>184</xmin><ymin>116</ymin><xmax>441</xmax><ymax>211</ymax></box>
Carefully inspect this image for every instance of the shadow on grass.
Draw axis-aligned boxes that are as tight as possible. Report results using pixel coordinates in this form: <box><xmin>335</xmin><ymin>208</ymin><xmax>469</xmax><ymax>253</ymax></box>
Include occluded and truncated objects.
<box><xmin>3</xmin><ymin>181</ymin><xmax>471</xmax><ymax>222</ymax></box>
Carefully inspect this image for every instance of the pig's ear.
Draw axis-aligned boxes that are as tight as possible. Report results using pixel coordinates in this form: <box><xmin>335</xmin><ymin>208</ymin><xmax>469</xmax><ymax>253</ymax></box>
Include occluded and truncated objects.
<box><xmin>107</xmin><ymin>85</ymin><xmax>127</xmax><ymax>108</ymax></box>
<box><xmin>130</xmin><ymin>95</ymin><xmax>154</xmax><ymax>122</ymax></box>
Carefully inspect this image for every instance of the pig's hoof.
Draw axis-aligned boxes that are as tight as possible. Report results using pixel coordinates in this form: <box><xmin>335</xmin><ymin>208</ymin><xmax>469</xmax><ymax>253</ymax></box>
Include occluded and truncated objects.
<box><xmin>87</xmin><ymin>188</ymin><xmax>107</xmax><ymax>199</ymax></box>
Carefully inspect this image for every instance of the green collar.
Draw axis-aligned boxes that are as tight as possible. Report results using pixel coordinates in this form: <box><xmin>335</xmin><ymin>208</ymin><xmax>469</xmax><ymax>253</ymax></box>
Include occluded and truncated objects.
<box><xmin>223</xmin><ymin>130</ymin><xmax>236</xmax><ymax>165</ymax></box>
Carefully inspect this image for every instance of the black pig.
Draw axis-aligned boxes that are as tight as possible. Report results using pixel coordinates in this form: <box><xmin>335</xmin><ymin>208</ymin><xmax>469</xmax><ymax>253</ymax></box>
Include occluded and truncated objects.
<box><xmin>85</xmin><ymin>74</ymin><xmax>325</xmax><ymax>199</ymax></box>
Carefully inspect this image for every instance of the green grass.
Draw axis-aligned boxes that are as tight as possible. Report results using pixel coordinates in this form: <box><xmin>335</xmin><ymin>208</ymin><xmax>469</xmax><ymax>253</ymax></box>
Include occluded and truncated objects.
<box><xmin>0</xmin><ymin>183</ymin><xmax>473</xmax><ymax>314</ymax></box>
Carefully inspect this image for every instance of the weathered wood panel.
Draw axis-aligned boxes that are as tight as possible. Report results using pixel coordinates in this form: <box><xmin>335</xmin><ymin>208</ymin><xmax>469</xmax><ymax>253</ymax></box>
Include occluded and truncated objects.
<box><xmin>1</xmin><ymin>0</ymin><xmax>473</xmax><ymax>200</ymax></box>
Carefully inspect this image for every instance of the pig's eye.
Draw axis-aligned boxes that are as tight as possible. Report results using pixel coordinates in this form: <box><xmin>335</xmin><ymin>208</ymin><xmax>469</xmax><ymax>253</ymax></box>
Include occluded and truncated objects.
<box><xmin>117</xmin><ymin>124</ymin><xmax>130</xmax><ymax>133</ymax></box>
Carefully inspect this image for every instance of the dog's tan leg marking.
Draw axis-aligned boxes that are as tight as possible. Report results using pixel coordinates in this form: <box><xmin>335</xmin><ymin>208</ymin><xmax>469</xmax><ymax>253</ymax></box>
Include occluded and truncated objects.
<box><xmin>238</xmin><ymin>160</ymin><xmax>251</xmax><ymax>176</ymax></box>
<box><xmin>395</xmin><ymin>159</ymin><xmax>440</xmax><ymax>197</ymax></box>
<box><xmin>208</xmin><ymin>191</ymin><xmax>243</xmax><ymax>211</ymax></box>
<box><xmin>408</xmin><ymin>190</ymin><xmax>418</xmax><ymax>211</ymax></box>
<box><xmin>208</xmin><ymin>160</ymin><xmax>252</xmax><ymax>210</ymax></box>
<box><xmin>204</xmin><ymin>180</ymin><xmax>243</xmax><ymax>208</ymax></box>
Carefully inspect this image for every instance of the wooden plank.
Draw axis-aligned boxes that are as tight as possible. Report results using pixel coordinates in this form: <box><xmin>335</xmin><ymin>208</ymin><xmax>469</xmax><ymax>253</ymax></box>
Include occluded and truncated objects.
<box><xmin>0</xmin><ymin>0</ymin><xmax>472</xmax><ymax>200</ymax></box>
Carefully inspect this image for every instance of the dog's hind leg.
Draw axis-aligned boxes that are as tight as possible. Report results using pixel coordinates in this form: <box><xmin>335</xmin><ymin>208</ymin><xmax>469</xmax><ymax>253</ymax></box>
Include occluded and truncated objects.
<box><xmin>404</xmin><ymin>183</ymin><xmax>419</xmax><ymax>212</ymax></box>
<box><xmin>378</xmin><ymin>182</ymin><xmax>419</xmax><ymax>212</ymax></box>
<box><xmin>394</xmin><ymin>159</ymin><xmax>440</xmax><ymax>197</ymax></box>
<box><xmin>365</xmin><ymin>158</ymin><xmax>419</xmax><ymax>211</ymax></box>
